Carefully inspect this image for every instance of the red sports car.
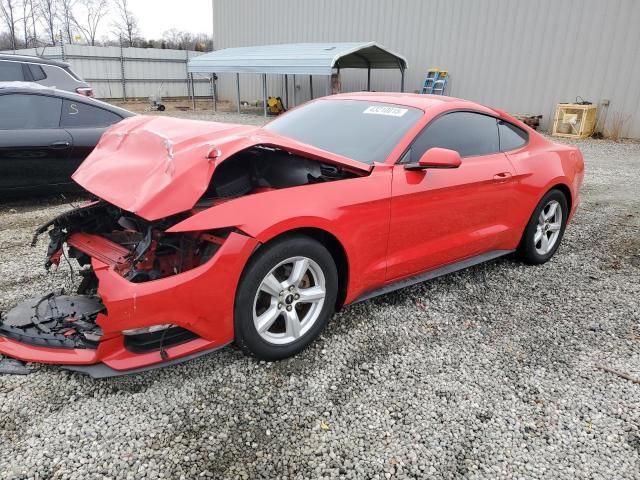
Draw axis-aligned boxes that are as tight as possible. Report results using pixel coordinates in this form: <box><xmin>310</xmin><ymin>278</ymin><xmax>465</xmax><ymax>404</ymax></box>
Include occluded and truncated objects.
<box><xmin>0</xmin><ymin>93</ymin><xmax>584</xmax><ymax>377</ymax></box>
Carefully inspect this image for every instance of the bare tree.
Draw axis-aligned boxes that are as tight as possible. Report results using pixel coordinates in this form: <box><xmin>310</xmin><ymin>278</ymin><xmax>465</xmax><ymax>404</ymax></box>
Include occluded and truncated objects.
<box><xmin>192</xmin><ymin>32</ymin><xmax>212</xmax><ymax>51</ymax></box>
<box><xmin>161</xmin><ymin>29</ymin><xmax>212</xmax><ymax>51</ymax></box>
<box><xmin>72</xmin><ymin>0</ymin><xmax>107</xmax><ymax>45</ymax></box>
<box><xmin>58</xmin><ymin>0</ymin><xmax>75</xmax><ymax>43</ymax></box>
<box><xmin>162</xmin><ymin>28</ymin><xmax>195</xmax><ymax>49</ymax></box>
<box><xmin>113</xmin><ymin>0</ymin><xmax>138</xmax><ymax>47</ymax></box>
<box><xmin>38</xmin><ymin>0</ymin><xmax>58</xmax><ymax>45</ymax></box>
<box><xmin>0</xmin><ymin>0</ymin><xmax>19</xmax><ymax>50</ymax></box>
<box><xmin>27</xmin><ymin>0</ymin><xmax>38</xmax><ymax>47</ymax></box>
<box><xmin>21</xmin><ymin>0</ymin><xmax>31</xmax><ymax>46</ymax></box>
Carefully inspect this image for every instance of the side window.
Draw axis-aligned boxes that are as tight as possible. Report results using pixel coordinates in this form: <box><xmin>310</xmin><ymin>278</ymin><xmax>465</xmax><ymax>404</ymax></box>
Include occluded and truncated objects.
<box><xmin>498</xmin><ymin>120</ymin><xmax>528</xmax><ymax>151</ymax></box>
<box><xmin>0</xmin><ymin>61</ymin><xmax>25</xmax><ymax>81</ymax></box>
<box><xmin>60</xmin><ymin>100</ymin><xmax>122</xmax><ymax>128</ymax></box>
<box><xmin>0</xmin><ymin>94</ymin><xmax>62</xmax><ymax>129</ymax></box>
<box><xmin>28</xmin><ymin>64</ymin><xmax>47</xmax><ymax>81</ymax></box>
<box><xmin>409</xmin><ymin>111</ymin><xmax>500</xmax><ymax>162</ymax></box>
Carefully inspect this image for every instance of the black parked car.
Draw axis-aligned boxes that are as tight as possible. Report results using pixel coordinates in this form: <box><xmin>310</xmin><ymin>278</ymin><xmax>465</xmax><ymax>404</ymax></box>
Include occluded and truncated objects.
<box><xmin>0</xmin><ymin>83</ymin><xmax>134</xmax><ymax>197</ymax></box>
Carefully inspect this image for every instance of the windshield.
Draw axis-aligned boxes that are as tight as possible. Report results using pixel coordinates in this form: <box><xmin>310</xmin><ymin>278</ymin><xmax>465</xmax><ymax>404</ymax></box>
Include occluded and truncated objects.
<box><xmin>264</xmin><ymin>99</ymin><xmax>423</xmax><ymax>164</ymax></box>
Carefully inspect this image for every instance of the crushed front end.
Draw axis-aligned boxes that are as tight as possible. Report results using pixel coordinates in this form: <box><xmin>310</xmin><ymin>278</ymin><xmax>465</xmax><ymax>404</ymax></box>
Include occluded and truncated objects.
<box><xmin>0</xmin><ymin>201</ymin><xmax>258</xmax><ymax>377</ymax></box>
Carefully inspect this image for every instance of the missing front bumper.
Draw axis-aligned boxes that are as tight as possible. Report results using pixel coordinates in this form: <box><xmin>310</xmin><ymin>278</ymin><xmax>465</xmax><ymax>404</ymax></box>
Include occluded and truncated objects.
<box><xmin>1</xmin><ymin>227</ymin><xmax>258</xmax><ymax>374</ymax></box>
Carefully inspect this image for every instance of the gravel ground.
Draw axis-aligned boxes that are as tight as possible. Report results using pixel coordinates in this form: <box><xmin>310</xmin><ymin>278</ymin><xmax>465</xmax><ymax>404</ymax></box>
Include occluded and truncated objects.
<box><xmin>0</xmin><ymin>112</ymin><xmax>639</xmax><ymax>479</ymax></box>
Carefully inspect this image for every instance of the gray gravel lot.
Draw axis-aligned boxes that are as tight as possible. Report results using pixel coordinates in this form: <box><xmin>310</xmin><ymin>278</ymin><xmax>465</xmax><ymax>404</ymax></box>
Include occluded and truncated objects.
<box><xmin>0</xmin><ymin>111</ymin><xmax>639</xmax><ymax>479</ymax></box>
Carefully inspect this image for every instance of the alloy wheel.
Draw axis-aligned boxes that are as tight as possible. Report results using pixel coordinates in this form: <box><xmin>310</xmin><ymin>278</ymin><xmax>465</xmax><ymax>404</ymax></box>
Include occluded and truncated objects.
<box><xmin>252</xmin><ymin>256</ymin><xmax>326</xmax><ymax>345</ymax></box>
<box><xmin>534</xmin><ymin>199</ymin><xmax>563</xmax><ymax>255</ymax></box>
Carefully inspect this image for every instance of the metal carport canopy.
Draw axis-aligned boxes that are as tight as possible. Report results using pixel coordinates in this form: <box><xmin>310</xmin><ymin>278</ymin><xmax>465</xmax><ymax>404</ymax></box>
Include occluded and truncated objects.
<box><xmin>187</xmin><ymin>42</ymin><xmax>408</xmax><ymax>75</ymax></box>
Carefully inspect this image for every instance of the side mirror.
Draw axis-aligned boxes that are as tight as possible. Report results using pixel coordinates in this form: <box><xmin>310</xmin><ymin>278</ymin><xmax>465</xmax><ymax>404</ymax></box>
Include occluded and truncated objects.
<box><xmin>404</xmin><ymin>147</ymin><xmax>462</xmax><ymax>170</ymax></box>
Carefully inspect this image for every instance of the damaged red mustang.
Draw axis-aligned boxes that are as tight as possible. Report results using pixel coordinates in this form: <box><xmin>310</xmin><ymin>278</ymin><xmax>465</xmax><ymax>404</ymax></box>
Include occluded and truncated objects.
<box><xmin>0</xmin><ymin>93</ymin><xmax>584</xmax><ymax>377</ymax></box>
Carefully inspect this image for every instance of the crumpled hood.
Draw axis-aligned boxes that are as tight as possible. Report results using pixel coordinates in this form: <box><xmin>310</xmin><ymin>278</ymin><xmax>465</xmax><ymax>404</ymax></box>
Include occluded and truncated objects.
<box><xmin>72</xmin><ymin>116</ymin><xmax>259</xmax><ymax>220</ymax></box>
<box><xmin>73</xmin><ymin>115</ymin><xmax>370</xmax><ymax>221</ymax></box>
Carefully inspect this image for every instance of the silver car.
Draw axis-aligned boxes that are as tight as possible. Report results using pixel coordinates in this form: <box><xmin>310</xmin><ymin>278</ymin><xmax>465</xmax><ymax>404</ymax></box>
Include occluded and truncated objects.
<box><xmin>0</xmin><ymin>54</ymin><xmax>93</xmax><ymax>97</ymax></box>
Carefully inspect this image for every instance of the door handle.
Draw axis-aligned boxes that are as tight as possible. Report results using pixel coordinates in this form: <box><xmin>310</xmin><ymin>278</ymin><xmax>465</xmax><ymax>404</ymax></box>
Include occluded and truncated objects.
<box><xmin>49</xmin><ymin>141</ymin><xmax>71</xmax><ymax>149</ymax></box>
<box><xmin>493</xmin><ymin>172</ymin><xmax>512</xmax><ymax>182</ymax></box>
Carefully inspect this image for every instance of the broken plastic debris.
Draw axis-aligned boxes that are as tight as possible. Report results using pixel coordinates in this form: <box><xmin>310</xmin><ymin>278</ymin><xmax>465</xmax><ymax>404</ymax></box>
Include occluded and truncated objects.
<box><xmin>0</xmin><ymin>358</ymin><xmax>31</xmax><ymax>375</ymax></box>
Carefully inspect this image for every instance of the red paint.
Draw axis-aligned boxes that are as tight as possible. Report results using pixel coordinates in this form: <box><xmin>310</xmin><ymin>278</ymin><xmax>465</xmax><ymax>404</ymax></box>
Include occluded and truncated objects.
<box><xmin>1</xmin><ymin>93</ymin><xmax>584</xmax><ymax>373</ymax></box>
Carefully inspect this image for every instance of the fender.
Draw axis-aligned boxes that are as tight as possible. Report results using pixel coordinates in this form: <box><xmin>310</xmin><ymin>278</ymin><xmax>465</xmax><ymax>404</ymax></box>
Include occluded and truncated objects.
<box><xmin>169</xmin><ymin>165</ymin><xmax>394</xmax><ymax>301</ymax></box>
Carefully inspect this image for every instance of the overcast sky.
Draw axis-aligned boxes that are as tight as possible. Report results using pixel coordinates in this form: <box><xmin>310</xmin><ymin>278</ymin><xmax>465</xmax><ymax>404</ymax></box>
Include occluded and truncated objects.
<box><xmin>116</xmin><ymin>0</ymin><xmax>213</xmax><ymax>39</ymax></box>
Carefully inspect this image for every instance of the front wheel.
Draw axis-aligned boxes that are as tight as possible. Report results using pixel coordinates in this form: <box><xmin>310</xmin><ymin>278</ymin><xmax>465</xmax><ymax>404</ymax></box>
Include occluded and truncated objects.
<box><xmin>517</xmin><ymin>189</ymin><xmax>568</xmax><ymax>265</ymax></box>
<box><xmin>234</xmin><ymin>236</ymin><xmax>338</xmax><ymax>360</ymax></box>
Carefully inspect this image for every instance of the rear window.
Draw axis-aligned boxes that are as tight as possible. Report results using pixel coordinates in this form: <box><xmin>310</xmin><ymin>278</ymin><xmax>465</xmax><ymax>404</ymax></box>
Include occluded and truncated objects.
<box><xmin>0</xmin><ymin>61</ymin><xmax>24</xmax><ymax>81</ymax></box>
<box><xmin>265</xmin><ymin>99</ymin><xmax>423</xmax><ymax>164</ymax></box>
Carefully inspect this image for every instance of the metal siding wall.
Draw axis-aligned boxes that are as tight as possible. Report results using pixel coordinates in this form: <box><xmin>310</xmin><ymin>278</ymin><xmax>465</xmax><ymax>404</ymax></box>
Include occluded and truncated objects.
<box><xmin>213</xmin><ymin>0</ymin><xmax>640</xmax><ymax>137</ymax></box>
<box><xmin>1</xmin><ymin>45</ymin><xmax>211</xmax><ymax>100</ymax></box>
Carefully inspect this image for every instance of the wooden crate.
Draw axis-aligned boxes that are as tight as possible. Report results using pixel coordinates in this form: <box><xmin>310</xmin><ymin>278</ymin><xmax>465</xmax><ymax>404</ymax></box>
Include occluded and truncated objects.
<box><xmin>552</xmin><ymin>103</ymin><xmax>597</xmax><ymax>139</ymax></box>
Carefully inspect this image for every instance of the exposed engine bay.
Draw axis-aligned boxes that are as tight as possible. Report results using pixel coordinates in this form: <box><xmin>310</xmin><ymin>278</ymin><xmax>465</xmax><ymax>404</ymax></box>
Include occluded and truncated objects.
<box><xmin>1</xmin><ymin>201</ymin><xmax>223</xmax><ymax>350</ymax></box>
<box><xmin>201</xmin><ymin>146</ymin><xmax>357</xmax><ymax>203</ymax></box>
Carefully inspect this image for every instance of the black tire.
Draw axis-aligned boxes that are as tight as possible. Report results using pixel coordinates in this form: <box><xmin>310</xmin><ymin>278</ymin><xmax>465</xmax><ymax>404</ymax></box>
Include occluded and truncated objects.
<box><xmin>517</xmin><ymin>189</ymin><xmax>568</xmax><ymax>265</ymax></box>
<box><xmin>234</xmin><ymin>235</ymin><xmax>338</xmax><ymax>360</ymax></box>
<box><xmin>158</xmin><ymin>104</ymin><xmax>166</xmax><ymax>111</ymax></box>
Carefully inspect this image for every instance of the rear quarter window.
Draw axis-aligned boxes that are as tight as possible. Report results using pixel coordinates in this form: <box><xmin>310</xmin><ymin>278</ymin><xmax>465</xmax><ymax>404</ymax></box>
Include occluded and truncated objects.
<box><xmin>28</xmin><ymin>64</ymin><xmax>47</xmax><ymax>81</ymax></box>
<box><xmin>60</xmin><ymin>99</ymin><xmax>122</xmax><ymax>128</ymax></box>
<box><xmin>498</xmin><ymin>120</ymin><xmax>528</xmax><ymax>151</ymax></box>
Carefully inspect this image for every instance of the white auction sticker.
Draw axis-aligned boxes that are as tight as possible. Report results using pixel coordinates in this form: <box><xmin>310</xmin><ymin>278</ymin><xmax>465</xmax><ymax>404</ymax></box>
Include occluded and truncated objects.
<box><xmin>363</xmin><ymin>105</ymin><xmax>408</xmax><ymax>117</ymax></box>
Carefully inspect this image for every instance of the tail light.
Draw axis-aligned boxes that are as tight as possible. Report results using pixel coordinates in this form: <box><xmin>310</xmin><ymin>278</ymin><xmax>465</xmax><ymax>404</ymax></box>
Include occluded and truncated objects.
<box><xmin>76</xmin><ymin>87</ymin><xmax>94</xmax><ymax>97</ymax></box>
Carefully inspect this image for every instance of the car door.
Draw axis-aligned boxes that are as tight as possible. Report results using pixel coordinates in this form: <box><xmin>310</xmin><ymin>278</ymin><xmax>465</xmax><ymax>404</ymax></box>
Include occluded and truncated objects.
<box><xmin>386</xmin><ymin>111</ymin><xmax>518</xmax><ymax>281</ymax></box>
<box><xmin>0</xmin><ymin>93</ymin><xmax>73</xmax><ymax>192</ymax></box>
<box><xmin>60</xmin><ymin>99</ymin><xmax>124</xmax><ymax>172</ymax></box>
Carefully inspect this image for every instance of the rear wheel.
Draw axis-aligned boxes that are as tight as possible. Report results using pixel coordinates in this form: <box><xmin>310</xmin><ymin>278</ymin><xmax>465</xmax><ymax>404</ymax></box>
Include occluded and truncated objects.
<box><xmin>234</xmin><ymin>236</ymin><xmax>338</xmax><ymax>360</ymax></box>
<box><xmin>517</xmin><ymin>189</ymin><xmax>568</xmax><ymax>264</ymax></box>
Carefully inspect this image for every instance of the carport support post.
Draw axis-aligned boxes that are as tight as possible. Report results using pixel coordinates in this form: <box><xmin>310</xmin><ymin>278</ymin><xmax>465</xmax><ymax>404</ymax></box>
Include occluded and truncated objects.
<box><xmin>292</xmin><ymin>75</ymin><xmax>297</xmax><ymax>106</ymax></box>
<box><xmin>262</xmin><ymin>74</ymin><xmax>268</xmax><ymax>117</ymax></box>
<box><xmin>191</xmin><ymin>73</ymin><xmax>196</xmax><ymax>110</ymax></box>
<box><xmin>309</xmin><ymin>75</ymin><xmax>313</xmax><ymax>99</ymax></box>
<box><xmin>367</xmin><ymin>67</ymin><xmax>371</xmax><ymax>91</ymax></box>
<box><xmin>211</xmin><ymin>74</ymin><xmax>217</xmax><ymax>112</ymax></box>
<box><xmin>400</xmin><ymin>67</ymin><xmax>405</xmax><ymax>93</ymax></box>
<box><xmin>236</xmin><ymin>73</ymin><xmax>241</xmax><ymax>113</ymax></box>
<box><xmin>284</xmin><ymin>74</ymin><xmax>289</xmax><ymax>109</ymax></box>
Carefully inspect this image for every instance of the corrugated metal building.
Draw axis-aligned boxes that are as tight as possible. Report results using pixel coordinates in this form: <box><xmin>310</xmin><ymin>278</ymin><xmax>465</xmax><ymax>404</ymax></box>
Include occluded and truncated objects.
<box><xmin>212</xmin><ymin>0</ymin><xmax>640</xmax><ymax>137</ymax></box>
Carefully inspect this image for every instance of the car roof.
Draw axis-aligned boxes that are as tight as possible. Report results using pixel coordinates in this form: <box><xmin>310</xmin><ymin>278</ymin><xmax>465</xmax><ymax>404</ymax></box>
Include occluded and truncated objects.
<box><xmin>325</xmin><ymin>91</ymin><xmax>502</xmax><ymax>116</ymax></box>
<box><xmin>0</xmin><ymin>53</ymin><xmax>70</xmax><ymax>68</ymax></box>
<box><xmin>0</xmin><ymin>82</ymin><xmax>134</xmax><ymax>117</ymax></box>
